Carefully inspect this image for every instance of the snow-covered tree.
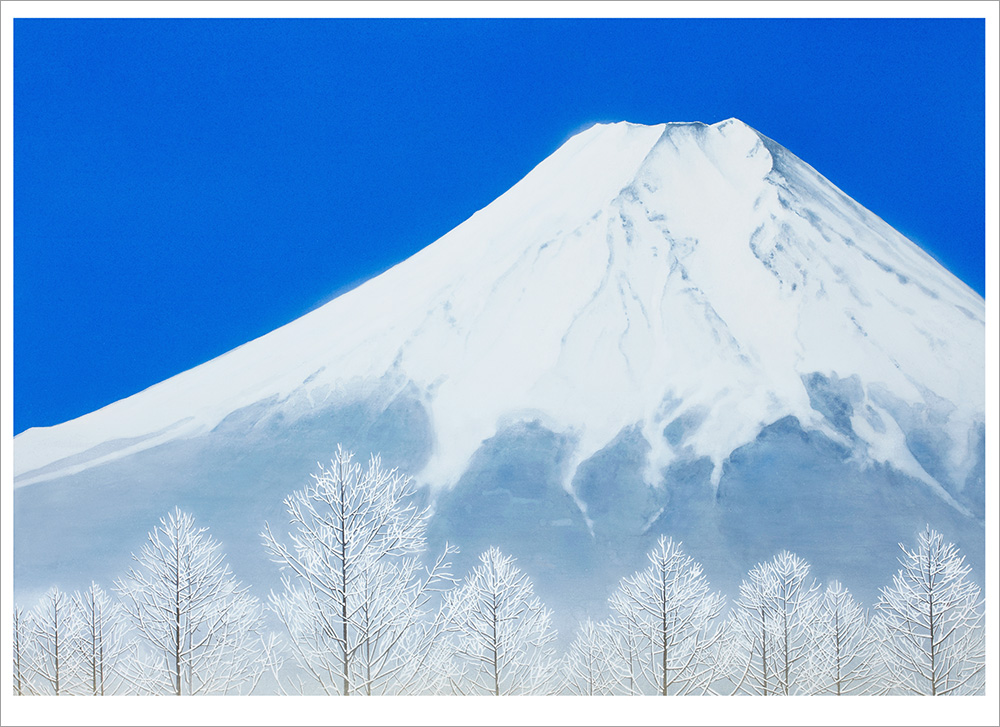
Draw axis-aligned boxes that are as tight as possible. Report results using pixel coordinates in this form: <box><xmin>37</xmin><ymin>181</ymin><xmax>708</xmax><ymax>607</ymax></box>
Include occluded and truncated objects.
<box><xmin>724</xmin><ymin>562</ymin><xmax>776</xmax><ymax>695</ymax></box>
<box><xmin>12</xmin><ymin>606</ymin><xmax>37</xmax><ymax>696</ymax></box>
<box><xmin>115</xmin><ymin>508</ymin><xmax>268</xmax><ymax>695</ymax></box>
<box><xmin>873</xmin><ymin>527</ymin><xmax>985</xmax><ymax>695</ymax></box>
<box><xmin>387</xmin><ymin>603</ymin><xmax>464</xmax><ymax>697</ymax></box>
<box><xmin>767</xmin><ymin>550</ymin><xmax>821</xmax><ymax>695</ymax></box>
<box><xmin>262</xmin><ymin>446</ymin><xmax>457</xmax><ymax>696</ymax></box>
<box><xmin>445</xmin><ymin>547</ymin><xmax>558</xmax><ymax>695</ymax></box>
<box><xmin>30</xmin><ymin>587</ymin><xmax>80</xmax><ymax>695</ymax></box>
<box><xmin>804</xmin><ymin>580</ymin><xmax>876</xmax><ymax>695</ymax></box>
<box><xmin>70</xmin><ymin>582</ymin><xmax>133</xmax><ymax>695</ymax></box>
<box><xmin>607</xmin><ymin>607</ymin><xmax>646</xmax><ymax>695</ymax></box>
<box><xmin>561</xmin><ymin>618</ymin><xmax>624</xmax><ymax>696</ymax></box>
<box><xmin>606</xmin><ymin>536</ymin><xmax>725</xmax><ymax>695</ymax></box>
<box><xmin>726</xmin><ymin>551</ymin><xmax>820</xmax><ymax>695</ymax></box>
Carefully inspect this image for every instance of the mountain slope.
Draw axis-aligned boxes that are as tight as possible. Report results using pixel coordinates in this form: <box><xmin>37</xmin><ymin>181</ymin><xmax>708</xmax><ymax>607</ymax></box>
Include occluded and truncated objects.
<box><xmin>13</xmin><ymin>118</ymin><xmax>985</xmax><ymax>618</ymax></box>
<box><xmin>15</xmin><ymin>119</ymin><xmax>984</xmax><ymax>498</ymax></box>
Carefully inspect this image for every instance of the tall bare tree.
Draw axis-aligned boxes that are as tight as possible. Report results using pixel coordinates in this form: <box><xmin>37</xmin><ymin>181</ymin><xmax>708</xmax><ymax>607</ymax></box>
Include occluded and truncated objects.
<box><xmin>606</xmin><ymin>536</ymin><xmax>725</xmax><ymax>695</ymax></box>
<box><xmin>262</xmin><ymin>446</ymin><xmax>457</xmax><ymax>695</ymax></box>
<box><xmin>444</xmin><ymin>547</ymin><xmax>557</xmax><ymax>696</ymax></box>
<box><xmin>726</xmin><ymin>551</ymin><xmax>819</xmax><ymax>695</ymax></box>
<box><xmin>30</xmin><ymin>587</ymin><xmax>80</xmax><ymax>695</ymax></box>
<box><xmin>767</xmin><ymin>550</ymin><xmax>820</xmax><ymax>695</ymax></box>
<box><xmin>724</xmin><ymin>561</ymin><xmax>776</xmax><ymax>695</ymax></box>
<box><xmin>446</xmin><ymin>548</ymin><xmax>558</xmax><ymax>696</ymax></box>
<box><xmin>70</xmin><ymin>582</ymin><xmax>133</xmax><ymax>696</ymax></box>
<box><xmin>12</xmin><ymin>606</ymin><xmax>38</xmax><ymax>696</ymax></box>
<box><xmin>560</xmin><ymin>618</ymin><xmax>624</xmax><ymax>695</ymax></box>
<box><xmin>115</xmin><ymin>508</ymin><xmax>268</xmax><ymax>695</ymax></box>
<box><xmin>873</xmin><ymin>527</ymin><xmax>985</xmax><ymax>695</ymax></box>
<box><xmin>804</xmin><ymin>581</ymin><xmax>876</xmax><ymax>695</ymax></box>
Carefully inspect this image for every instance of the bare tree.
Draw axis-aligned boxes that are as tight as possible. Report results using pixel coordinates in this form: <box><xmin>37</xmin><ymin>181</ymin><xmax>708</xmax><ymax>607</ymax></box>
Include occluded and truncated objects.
<box><xmin>724</xmin><ymin>562</ymin><xmax>776</xmax><ymax>695</ymax></box>
<box><xmin>726</xmin><ymin>551</ymin><xmax>819</xmax><ymax>695</ymax></box>
<box><xmin>115</xmin><ymin>508</ymin><xmax>268</xmax><ymax>695</ymax></box>
<box><xmin>262</xmin><ymin>446</ymin><xmax>457</xmax><ymax>696</ymax></box>
<box><xmin>70</xmin><ymin>582</ymin><xmax>134</xmax><ymax>695</ymax></box>
<box><xmin>605</xmin><ymin>536</ymin><xmax>724</xmax><ymax>695</ymax></box>
<box><xmin>12</xmin><ymin>606</ymin><xmax>38</xmax><ymax>696</ymax></box>
<box><xmin>767</xmin><ymin>551</ymin><xmax>820</xmax><ymax>695</ymax></box>
<box><xmin>607</xmin><ymin>608</ymin><xmax>646</xmax><ymax>696</ymax></box>
<box><xmin>804</xmin><ymin>581</ymin><xmax>876</xmax><ymax>695</ymax></box>
<box><xmin>873</xmin><ymin>527</ymin><xmax>985</xmax><ymax>695</ymax></box>
<box><xmin>561</xmin><ymin>618</ymin><xmax>624</xmax><ymax>695</ymax></box>
<box><xmin>444</xmin><ymin>547</ymin><xmax>557</xmax><ymax>696</ymax></box>
<box><xmin>29</xmin><ymin>587</ymin><xmax>80</xmax><ymax>695</ymax></box>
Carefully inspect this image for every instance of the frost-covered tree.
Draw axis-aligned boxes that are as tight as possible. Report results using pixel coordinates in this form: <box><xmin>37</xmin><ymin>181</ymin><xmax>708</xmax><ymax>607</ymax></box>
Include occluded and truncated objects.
<box><xmin>115</xmin><ymin>508</ymin><xmax>268</xmax><ymax>695</ymax></box>
<box><xmin>724</xmin><ymin>562</ymin><xmax>776</xmax><ymax>695</ymax></box>
<box><xmin>262</xmin><ymin>446</ymin><xmax>457</xmax><ymax>696</ymax></box>
<box><xmin>607</xmin><ymin>608</ymin><xmax>646</xmax><ymax>695</ymax></box>
<box><xmin>30</xmin><ymin>587</ymin><xmax>80</xmax><ymax>695</ymax></box>
<box><xmin>561</xmin><ymin>618</ymin><xmax>623</xmax><ymax>696</ymax></box>
<box><xmin>70</xmin><ymin>582</ymin><xmax>133</xmax><ymax>696</ymax></box>
<box><xmin>606</xmin><ymin>536</ymin><xmax>725</xmax><ymax>695</ymax></box>
<box><xmin>726</xmin><ymin>551</ymin><xmax>820</xmax><ymax>695</ymax></box>
<box><xmin>766</xmin><ymin>551</ymin><xmax>821</xmax><ymax>695</ymax></box>
<box><xmin>804</xmin><ymin>581</ymin><xmax>876</xmax><ymax>695</ymax></box>
<box><xmin>873</xmin><ymin>527</ymin><xmax>985</xmax><ymax>695</ymax></box>
<box><xmin>445</xmin><ymin>547</ymin><xmax>557</xmax><ymax>695</ymax></box>
<box><xmin>13</xmin><ymin>606</ymin><xmax>37</xmax><ymax>696</ymax></box>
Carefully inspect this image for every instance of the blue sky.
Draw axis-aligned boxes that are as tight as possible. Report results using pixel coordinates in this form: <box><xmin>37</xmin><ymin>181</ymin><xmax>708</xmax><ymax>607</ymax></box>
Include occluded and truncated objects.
<box><xmin>12</xmin><ymin>18</ymin><xmax>987</xmax><ymax>434</ymax></box>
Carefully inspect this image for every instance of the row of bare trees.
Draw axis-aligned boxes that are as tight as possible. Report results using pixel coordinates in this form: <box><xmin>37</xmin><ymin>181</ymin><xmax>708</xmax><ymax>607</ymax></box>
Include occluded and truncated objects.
<box><xmin>562</xmin><ymin>532</ymin><xmax>984</xmax><ymax>696</ymax></box>
<box><xmin>12</xmin><ymin>446</ymin><xmax>986</xmax><ymax>696</ymax></box>
<box><xmin>13</xmin><ymin>510</ymin><xmax>279</xmax><ymax>696</ymax></box>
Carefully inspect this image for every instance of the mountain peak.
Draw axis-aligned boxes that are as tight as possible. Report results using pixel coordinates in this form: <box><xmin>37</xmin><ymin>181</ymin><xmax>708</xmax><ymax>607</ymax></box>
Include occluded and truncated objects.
<box><xmin>712</xmin><ymin>115</ymin><xmax>754</xmax><ymax>129</ymax></box>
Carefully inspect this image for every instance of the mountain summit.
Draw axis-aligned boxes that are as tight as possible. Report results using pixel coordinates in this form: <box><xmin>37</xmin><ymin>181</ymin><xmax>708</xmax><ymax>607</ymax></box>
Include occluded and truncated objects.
<box><xmin>14</xmin><ymin>119</ymin><xmax>985</xmax><ymax>615</ymax></box>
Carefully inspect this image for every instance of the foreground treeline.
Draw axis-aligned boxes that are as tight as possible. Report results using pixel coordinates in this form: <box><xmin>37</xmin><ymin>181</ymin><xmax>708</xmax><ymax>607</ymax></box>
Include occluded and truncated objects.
<box><xmin>13</xmin><ymin>447</ymin><xmax>985</xmax><ymax>696</ymax></box>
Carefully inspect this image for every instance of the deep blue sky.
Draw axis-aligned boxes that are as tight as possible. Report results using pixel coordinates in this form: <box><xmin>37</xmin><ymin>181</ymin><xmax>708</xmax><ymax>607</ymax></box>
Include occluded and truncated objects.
<box><xmin>13</xmin><ymin>18</ymin><xmax>987</xmax><ymax>434</ymax></box>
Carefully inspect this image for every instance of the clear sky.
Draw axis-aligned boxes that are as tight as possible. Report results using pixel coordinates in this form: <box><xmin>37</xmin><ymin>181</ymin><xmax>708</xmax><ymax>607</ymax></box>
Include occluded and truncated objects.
<box><xmin>12</xmin><ymin>17</ymin><xmax>987</xmax><ymax>434</ymax></box>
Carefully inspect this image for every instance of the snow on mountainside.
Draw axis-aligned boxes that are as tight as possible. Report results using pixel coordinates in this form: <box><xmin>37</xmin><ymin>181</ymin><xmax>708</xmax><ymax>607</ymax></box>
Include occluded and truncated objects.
<box><xmin>14</xmin><ymin>118</ymin><xmax>984</xmax><ymax>516</ymax></box>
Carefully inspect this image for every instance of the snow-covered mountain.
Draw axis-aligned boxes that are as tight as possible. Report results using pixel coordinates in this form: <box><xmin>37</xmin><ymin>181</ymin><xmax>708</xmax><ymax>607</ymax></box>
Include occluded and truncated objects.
<box><xmin>14</xmin><ymin>119</ymin><xmax>985</xmax><ymax>621</ymax></box>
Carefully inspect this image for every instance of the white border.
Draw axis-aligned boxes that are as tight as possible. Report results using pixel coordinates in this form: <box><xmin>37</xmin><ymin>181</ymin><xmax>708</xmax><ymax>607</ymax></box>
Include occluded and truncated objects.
<box><xmin>2</xmin><ymin>3</ymin><xmax>997</xmax><ymax>726</ymax></box>
<box><xmin>1</xmin><ymin>0</ymin><xmax>998</xmax><ymax>19</ymax></box>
